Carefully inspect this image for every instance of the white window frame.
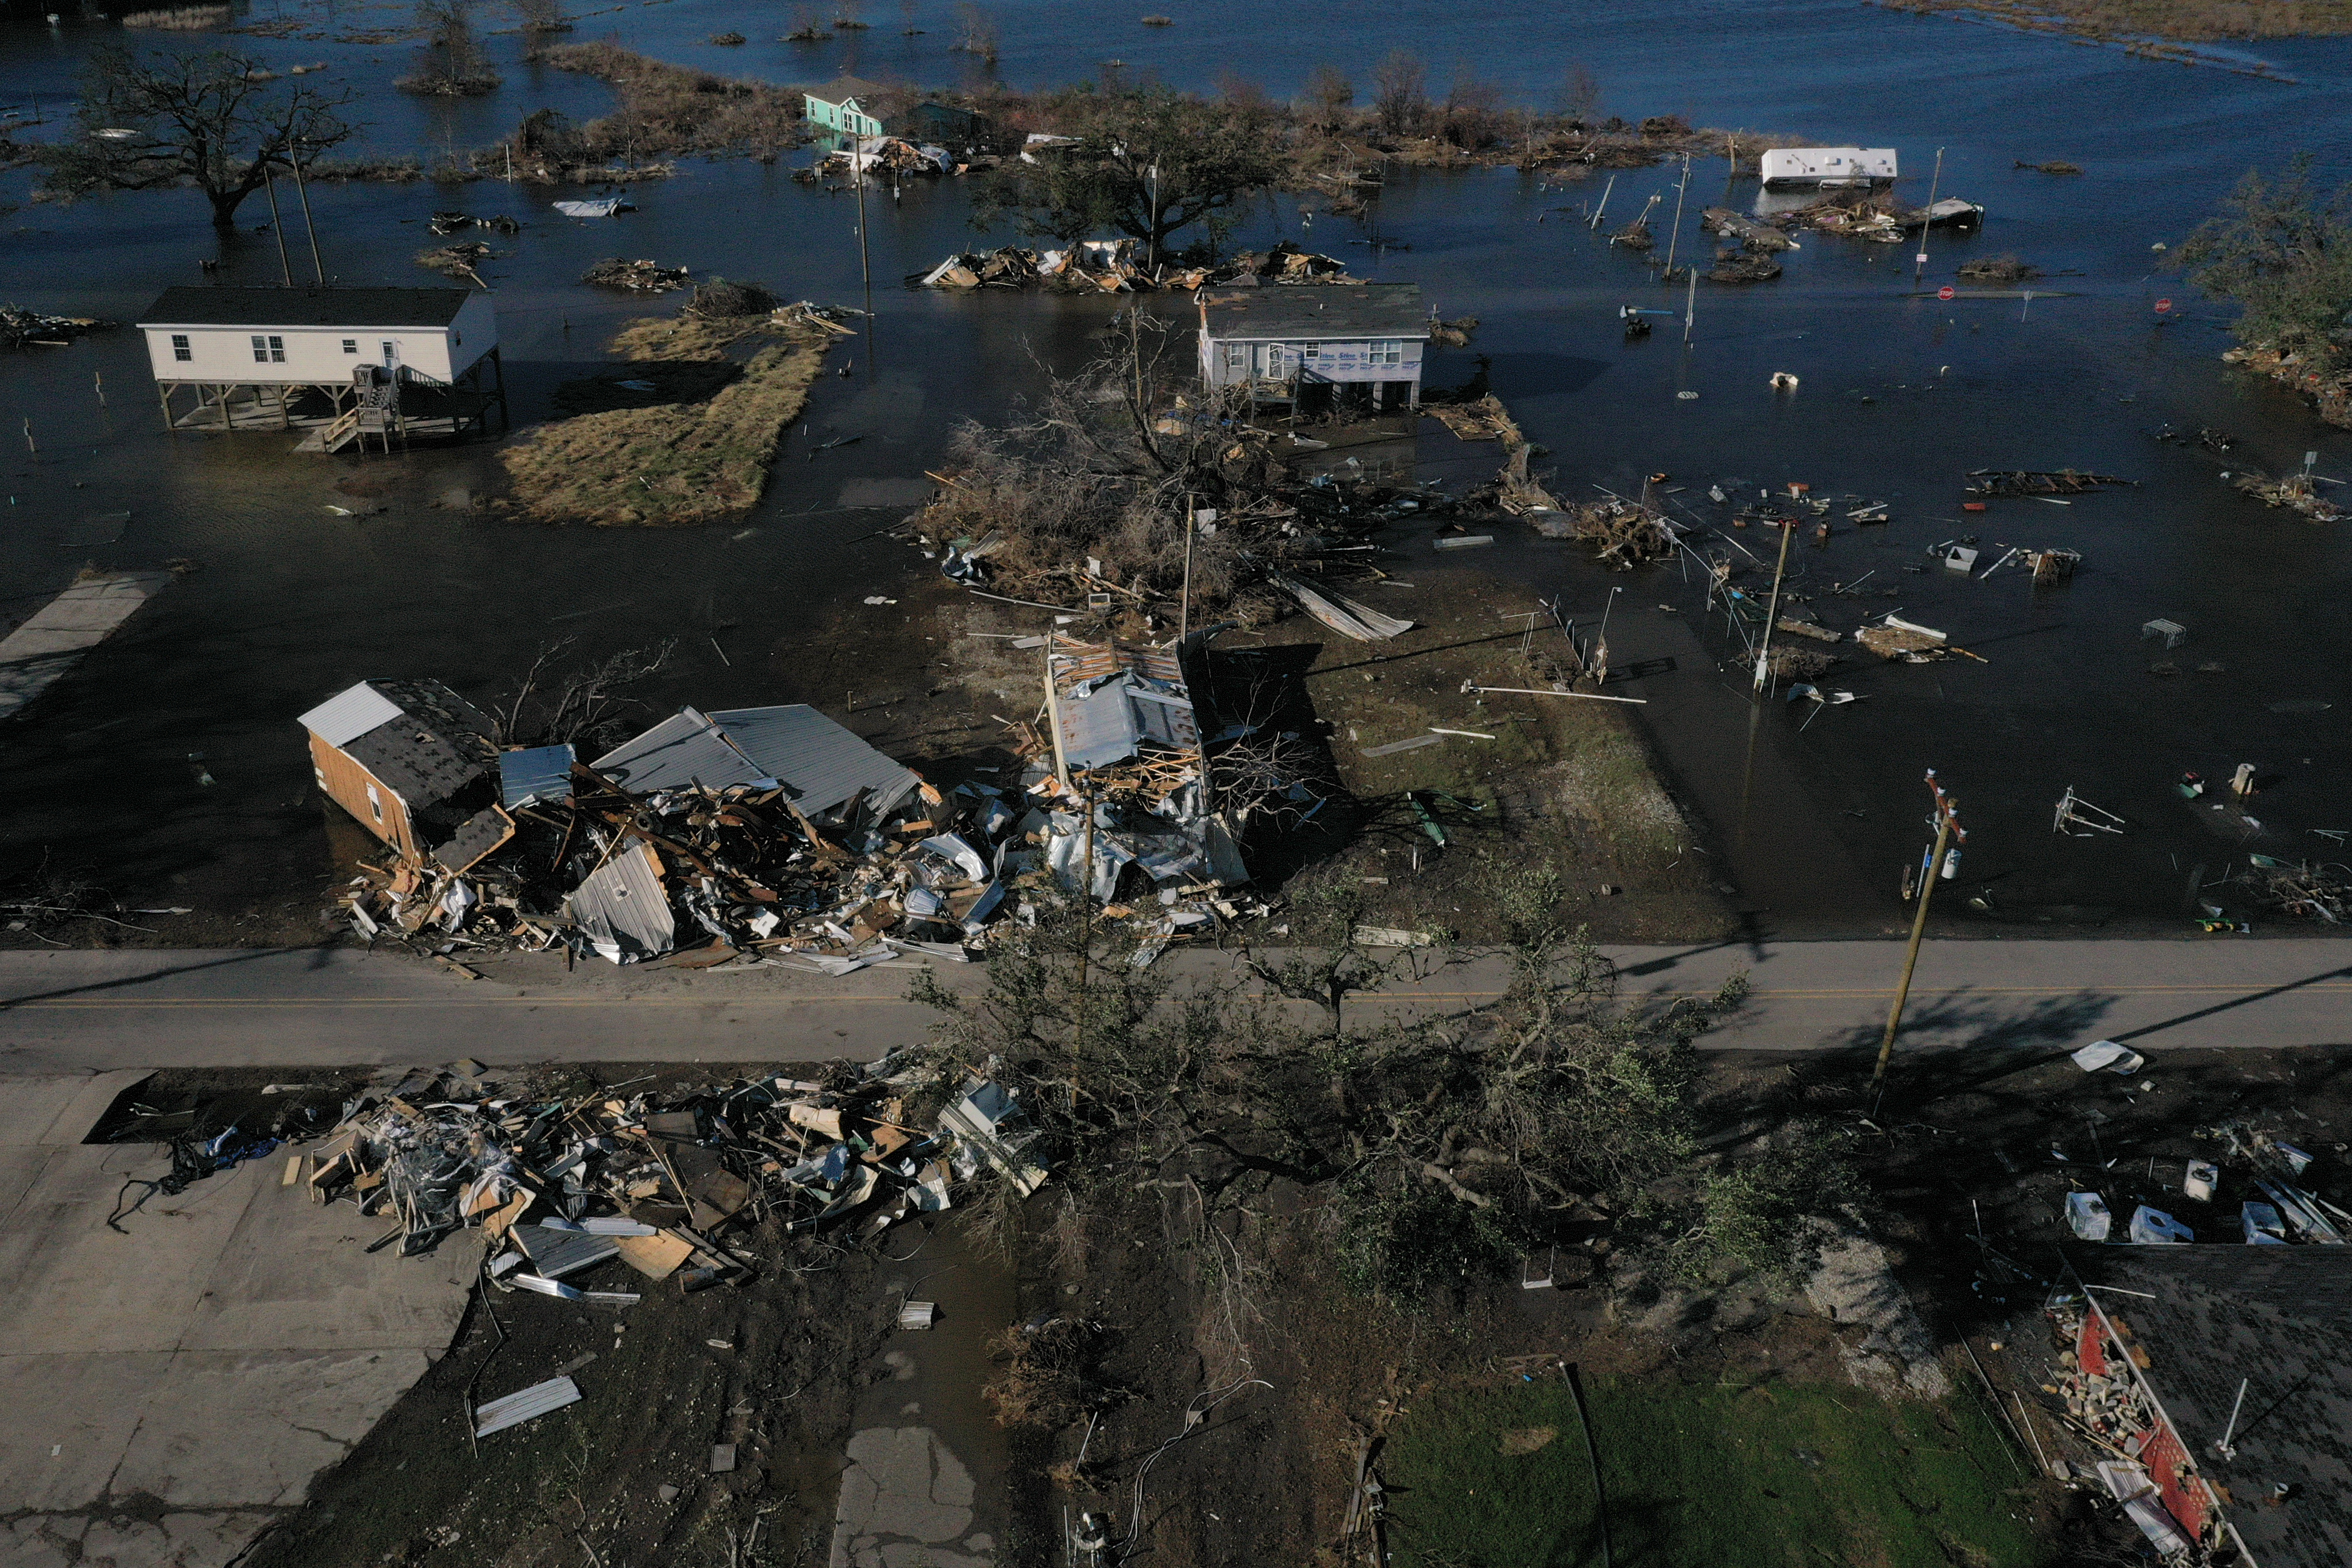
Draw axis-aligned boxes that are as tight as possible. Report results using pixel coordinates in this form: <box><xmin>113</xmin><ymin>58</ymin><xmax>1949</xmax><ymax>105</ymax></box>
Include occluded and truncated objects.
<box><xmin>364</xmin><ymin>782</ymin><xmax>383</xmax><ymax>823</ymax></box>
<box><xmin>1222</xmin><ymin>342</ymin><xmax>1247</xmax><ymax>373</ymax></box>
<box><xmin>250</xmin><ymin>334</ymin><xmax>285</xmax><ymax>364</ymax></box>
<box><xmin>170</xmin><ymin>333</ymin><xmax>191</xmax><ymax>362</ymax></box>
<box><xmin>1369</xmin><ymin>340</ymin><xmax>1404</xmax><ymax>367</ymax></box>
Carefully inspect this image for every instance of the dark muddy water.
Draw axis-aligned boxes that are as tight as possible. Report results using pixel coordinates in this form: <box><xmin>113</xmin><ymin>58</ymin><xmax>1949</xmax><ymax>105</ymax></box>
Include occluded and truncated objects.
<box><xmin>2</xmin><ymin>0</ymin><xmax>2349</xmax><ymax>933</ymax></box>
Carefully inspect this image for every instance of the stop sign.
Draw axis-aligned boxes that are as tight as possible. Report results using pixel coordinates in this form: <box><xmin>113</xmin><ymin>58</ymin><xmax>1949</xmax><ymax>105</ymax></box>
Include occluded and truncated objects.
<box><xmin>1937</xmin><ymin>285</ymin><xmax>1955</xmax><ymax>301</ymax></box>
<box><xmin>2155</xmin><ymin>298</ymin><xmax>2173</xmax><ymax>313</ymax></box>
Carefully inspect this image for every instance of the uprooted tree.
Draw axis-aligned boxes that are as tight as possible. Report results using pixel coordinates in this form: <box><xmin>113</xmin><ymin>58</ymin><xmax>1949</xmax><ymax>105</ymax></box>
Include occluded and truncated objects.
<box><xmin>45</xmin><ymin>47</ymin><xmax>355</xmax><ymax>228</ymax></box>
<box><xmin>903</xmin><ymin>863</ymin><xmax>1856</xmax><ymax>1307</ymax></box>
<box><xmin>968</xmin><ymin>85</ymin><xmax>1286</xmax><ymax>262</ymax></box>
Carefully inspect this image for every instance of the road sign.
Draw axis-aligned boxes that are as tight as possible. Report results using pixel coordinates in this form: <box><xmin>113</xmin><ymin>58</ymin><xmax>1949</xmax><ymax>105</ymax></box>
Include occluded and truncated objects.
<box><xmin>2155</xmin><ymin>298</ymin><xmax>2173</xmax><ymax>313</ymax></box>
<box><xmin>1937</xmin><ymin>285</ymin><xmax>1955</xmax><ymax>301</ymax></box>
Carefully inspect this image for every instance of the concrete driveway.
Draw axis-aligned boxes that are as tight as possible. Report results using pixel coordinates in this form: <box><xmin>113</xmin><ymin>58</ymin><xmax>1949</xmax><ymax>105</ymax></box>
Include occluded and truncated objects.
<box><xmin>0</xmin><ymin>1072</ymin><xmax>473</xmax><ymax>1568</ymax></box>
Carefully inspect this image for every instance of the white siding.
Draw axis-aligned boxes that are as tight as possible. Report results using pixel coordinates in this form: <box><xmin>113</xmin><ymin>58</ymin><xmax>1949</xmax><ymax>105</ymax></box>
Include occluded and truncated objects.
<box><xmin>142</xmin><ymin>300</ymin><xmax>493</xmax><ymax>386</ymax></box>
<box><xmin>1199</xmin><ymin>334</ymin><xmax>1424</xmax><ymax>390</ymax></box>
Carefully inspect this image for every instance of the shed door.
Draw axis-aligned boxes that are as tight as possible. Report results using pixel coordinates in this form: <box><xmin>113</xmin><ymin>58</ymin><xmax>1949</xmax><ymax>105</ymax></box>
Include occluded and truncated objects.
<box><xmin>381</xmin><ymin>339</ymin><xmax>400</xmax><ymax>368</ymax></box>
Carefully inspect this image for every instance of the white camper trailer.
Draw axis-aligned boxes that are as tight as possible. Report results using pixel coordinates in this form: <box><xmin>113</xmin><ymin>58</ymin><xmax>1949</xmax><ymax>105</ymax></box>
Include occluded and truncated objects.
<box><xmin>1759</xmin><ymin>147</ymin><xmax>1898</xmax><ymax>187</ymax></box>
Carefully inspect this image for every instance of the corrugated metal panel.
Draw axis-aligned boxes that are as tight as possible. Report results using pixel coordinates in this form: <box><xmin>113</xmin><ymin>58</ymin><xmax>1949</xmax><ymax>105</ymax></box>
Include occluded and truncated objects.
<box><xmin>564</xmin><ymin>843</ymin><xmax>675</xmax><ymax>960</ymax></box>
<box><xmin>515</xmin><ymin>1224</ymin><xmax>620</xmax><ymax>1280</ymax></box>
<box><xmin>297</xmin><ymin>682</ymin><xmax>402</xmax><ymax>748</ymax></box>
<box><xmin>1055</xmin><ymin>678</ymin><xmax>1142</xmax><ymax>770</ymax></box>
<box><xmin>474</xmin><ymin>1375</ymin><xmax>582</xmax><ymax>1438</ymax></box>
<box><xmin>710</xmin><ymin>705</ymin><xmax>919</xmax><ymax>820</ymax></box>
<box><xmin>499</xmin><ymin>745</ymin><xmax>576</xmax><ymax>808</ymax></box>
<box><xmin>592</xmin><ymin>708</ymin><xmax>764</xmax><ymax>794</ymax></box>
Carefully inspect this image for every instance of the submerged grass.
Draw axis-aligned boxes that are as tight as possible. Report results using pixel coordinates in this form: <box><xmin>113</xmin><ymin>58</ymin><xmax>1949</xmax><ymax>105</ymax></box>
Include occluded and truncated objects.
<box><xmin>1873</xmin><ymin>0</ymin><xmax>2352</xmax><ymax>45</ymax></box>
<box><xmin>1384</xmin><ymin>1377</ymin><xmax>2047</xmax><ymax>1568</ymax></box>
<box><xmin>499</xmin><ymin>313</ymin><xmax>832</xmax><ymax>526</ymax></box>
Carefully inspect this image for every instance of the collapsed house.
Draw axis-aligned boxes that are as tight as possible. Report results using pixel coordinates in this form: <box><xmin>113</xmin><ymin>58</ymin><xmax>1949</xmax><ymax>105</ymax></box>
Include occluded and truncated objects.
<box><xmin>915</xmin><ymin>238</ymin><xmax>1357</xmax><ymax>296</ymax></box>
<box><xmin>309</xmin><ymin>673</ymin><xmax>1260</xmax><ymax>970</ymax></box>
<box><xmin>2054</xmin><ymin>1244</ymin><xmax>2352</xmax><ymax>1567</ymax></box>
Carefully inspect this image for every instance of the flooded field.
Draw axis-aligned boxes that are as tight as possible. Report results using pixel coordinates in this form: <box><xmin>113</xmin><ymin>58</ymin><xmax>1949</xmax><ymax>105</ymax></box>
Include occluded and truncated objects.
<box><xmin>2</xmin><ymin>0</ymin><xmax>2349</xmax><ymax>936</ymax></box>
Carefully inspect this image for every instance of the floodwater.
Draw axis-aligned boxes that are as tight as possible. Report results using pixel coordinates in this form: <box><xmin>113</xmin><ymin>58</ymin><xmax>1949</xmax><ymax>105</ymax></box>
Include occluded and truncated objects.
<box><xmin>2</xmin><ymin>0</ymin><xmax>2350</xmax><ymax>935</ymax></box>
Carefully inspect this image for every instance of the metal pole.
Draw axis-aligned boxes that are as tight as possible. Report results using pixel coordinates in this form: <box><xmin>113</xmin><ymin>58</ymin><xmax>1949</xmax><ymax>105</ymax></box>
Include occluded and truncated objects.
<box><xmin>262</xmin><ymin>166</ymin><xmax>293</xmax><ymax>286</ymax></box>
<box><xmin>288</xmin><ymin>144</ymin><xmax>326</xmax><ymax>284</ymax></box>
<box><xmin>2216</xmin><ymin>1377</ymin><xmax>2250</xmax><ymax>1458</ymax></box>
<box><xmin>1590</xmin><ymin>173</ymin><xmax>1614</xmax><ymax>231</ymax></box>
<box><xmin>1913</xmin><ymin>146</ymin><xmax>1943</xmax><ymax>288</ymax></box>
<box><xmin>1178</xmin><ymin>492</ymin><xmax>1196</xmax><ymax>643</ymax></box>
<box><xmin>1751</xmin><ymin>520</ymin><xmax>1795</xmax><ymax>693</ymax></box>
<box><xmin>1661</xmin><ymin>152</ymin><xmax>1690</xmax><ymax>279</ymax></box>
<box><xmin>1559</xmin><ymin>1363</ymin><xmax>1613</xmax><ymax>1568</ymax></box>
<box><xmin>1871</xmin><ymin>772</ymin><xmax>1961</xmax><ymax>1092</ymax></box>
<box><xmin>852</xmin><ymin>138</ymin><xmax>873</xmax><ymax>298</ymax></box>
<box><xmin>1682</xmin><ymin>262</ymin><xmax>1698</xmax><ymax>345</ymax></box>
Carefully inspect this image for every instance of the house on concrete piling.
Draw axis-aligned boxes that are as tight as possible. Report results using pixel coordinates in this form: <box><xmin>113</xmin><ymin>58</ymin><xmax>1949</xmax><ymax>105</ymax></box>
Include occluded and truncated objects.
<box><xmin>137</xmin><ymin>285</ymin><xmax>507</xmax><ymax>453</ymax></box>
<box><xmin>801</xmin><ymin>76</ymin><xmax>985</xmax><ymax>153</ymax></box>
<box><xmin>1196</xmin><ymin>283</ymin><xmax>1430</xmax><ymax>415</ymax></box>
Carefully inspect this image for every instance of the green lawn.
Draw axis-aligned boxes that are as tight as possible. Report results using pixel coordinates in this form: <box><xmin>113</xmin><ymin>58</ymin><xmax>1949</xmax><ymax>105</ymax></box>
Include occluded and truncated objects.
<box><xmin>1382</xmin><ymin>1376</ymin><xmax>2049</xmax><ymax>1568</ymax></box>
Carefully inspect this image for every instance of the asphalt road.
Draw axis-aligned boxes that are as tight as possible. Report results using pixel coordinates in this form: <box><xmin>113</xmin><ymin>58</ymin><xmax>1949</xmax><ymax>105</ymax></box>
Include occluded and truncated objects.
<box><xmin>0</xmin><ymin>938</ymin><xmax>2345</xmax><ymax>1074</ymax></box>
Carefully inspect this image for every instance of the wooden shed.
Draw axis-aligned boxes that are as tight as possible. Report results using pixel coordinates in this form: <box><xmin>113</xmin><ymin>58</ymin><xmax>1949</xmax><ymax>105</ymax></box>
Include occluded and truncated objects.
<box><xmin>297</xmin><ymin>679</ymin><xmax>512</xmax><ymax>870</ymax></box>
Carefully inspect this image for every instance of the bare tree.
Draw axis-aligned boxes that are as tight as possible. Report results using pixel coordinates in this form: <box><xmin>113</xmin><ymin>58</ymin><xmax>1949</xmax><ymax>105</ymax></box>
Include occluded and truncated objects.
<box><xmin>44</xmin><ymin>47</ymin><xmax>354</xmax><ymax>228</ymax></box>
<box><xmin>1302</xmin><ymin>62</ymin><xmax>1352</xmax><ymax>135</ymax></box>
<box><xmin>1370</xmin><ymin>48</ymin><xmax>1425</xmax><ymax>138</ymax></box>
<box><xmin>400</xmin><ymin>0</ymin><xmax>502</xmax><ymax>96</ymax></box>
<box><xmin>492</xmin><ymin>639</ymin><xmax>676</xmax><ymax>751</ymax></box>
<box><xmin>1560</xmin><ymin>61</ymin><xmax>1602</xmax><ymax>125</ymax></box>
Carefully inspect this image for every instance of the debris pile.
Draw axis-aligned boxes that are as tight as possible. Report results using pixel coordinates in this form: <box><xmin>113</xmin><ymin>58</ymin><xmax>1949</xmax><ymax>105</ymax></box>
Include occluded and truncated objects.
<box><xmin>1700</xmin><ymin>207</ymin><xmax>1797</xmax><ymax>253</ymax></box>
<box><xmin>817</xmin><ymin>136</ymin><xmax>953</xmax><ymax>180</ymax></box>
<box><xmin>1965</xmin><ymin>469</ymin><xmax>2135</xmax><ymax>498</ymax></box>
<box><xmin>1707</xmin><ymin>247</ymin><xmax>1783</xmax><ymax>284</ymax></box>
<box><xmin>295</xmin><ymin>1059</ymin><xmax>1053</xmax><ymax>1291</ymax></box>
<box><xmin>2224</xmin><ymin>468</ymin><xmax>2345</xmax><ymax>522</ymax></box>
<box><xmin>0</xmin><ymin>306</ymin><xmax>116</xmax><ymax>347</ymax></box>
<box><xmin>1536</xmin><ymin>496</ymin><xmax>1683</xmax><ymax>568</ymax></box>
<box><xmin>581</xmin><ymin>257</ymin><xmax>692</xmax><ymax>292</ymax></box>
<box><xmin>307</xmin><ymin>667</ymin><xmax>1264</xmax><ymax>971</ymax></box>
<box><xmin>415</xmin><ymin>240</ymin><xmax>494</xmax><ymax>284</ymax></box>
<box><xmin>915</xmin><ymin>237</ymin><xmax>1353</xmax><ymax>294</ymax></box>
<box><xmin>1957</xmin><ymin>254</ymin><xmax>2039</xmax><ymax>282</ymax></box>
<box><xmin>2239</xmin><ymin>856</ymin><xmax>2349</xmax><ymax>923</ymax></box>
<box><xmin>428</xmin><ymin>209</ymin><xmax>521</xmax><ymax>236</ymax></box>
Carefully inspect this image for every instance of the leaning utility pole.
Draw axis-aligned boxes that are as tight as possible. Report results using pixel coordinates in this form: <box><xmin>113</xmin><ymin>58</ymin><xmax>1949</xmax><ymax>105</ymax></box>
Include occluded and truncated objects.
<box><xmin>1871</xmin><ymin>770</ymin><xmax>1965</xmax><ymax>1095</ymax></box>
<box><xmin>1912</xmin><ymin>146</ymin><xmax>1944</xmax><ymax>289</ymax></box>
<box><xmin>1660</xmin><ymin>152</ymin><xmax>1691</xmax><ymax>280</ymax></box>
<box><xmin>1750</xmin><ymin>517</ymin><xmax>1796</xmax><ymax>693</ymax></box>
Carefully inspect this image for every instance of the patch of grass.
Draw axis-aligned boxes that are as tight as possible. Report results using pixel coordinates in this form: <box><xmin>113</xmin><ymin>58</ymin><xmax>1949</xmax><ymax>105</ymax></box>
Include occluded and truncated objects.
<box><xmin>1385</xmin><ymin>1377</ymin><xmax>2047</xmax><ymax>1568</ymax></box>
<box><xmin>500</xmin><ymin>314</ymin><xmax>831</xmax><ymax>525</ymax></box>
<box><xmin>1873</xmin><ymin>0</ymin><xmax>2352</xmax><ymax>44</ymax></box>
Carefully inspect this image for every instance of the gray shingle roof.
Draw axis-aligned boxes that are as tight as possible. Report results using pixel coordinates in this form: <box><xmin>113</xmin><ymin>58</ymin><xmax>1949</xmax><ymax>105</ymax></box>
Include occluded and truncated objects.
<box><xmin>141</xmin><ymin>286</ymin><xmax>473</xmax><ymax>330</ymax></box>
<box><xmin>2074</xmin><ymin>1245</ymin><xmax>2352</xmax><ymax>1568</ymax></box>
<box><xmin>305</xmin><ymin>678</ymin><xmax>495</xmax><ymax>809</ymax></box>
<box><xmin>1199</xmin><ymin>283</ymin><xmax>1428</xmax><ymax>342</ymax></box>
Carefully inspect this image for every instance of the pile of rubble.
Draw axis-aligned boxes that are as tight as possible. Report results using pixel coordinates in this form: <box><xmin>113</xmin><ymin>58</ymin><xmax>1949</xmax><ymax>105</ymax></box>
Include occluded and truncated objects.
<box><xmin>306</xmin><ymin>668</ymin><xmax>1265</xmax><ymax>973</ymax></box>
<box><xmin>294</xmin><ymin>1058</ymin><xmax>1049</xmax><ymax>1291</ymax></box>
<box><xmin>915</xmin><ymin>238</ymin><xmax>1354</xmax><ymax>294</ymax></box>
<box><xmin>428</xmin><ymin>209</ymin><xmax>521</xmax><ymax>236</ymax></box>
<box><xmin>415</xmin><ymin>240</ymin><xmax>494</xmax><ymax>284</ymax></box>
<box><xmin>2225</xmin><ymin>468</ymin><xmax>2346</xmax><ymax>522</ymax></box>
<box><xmin>813</xmin><ymin>137</ymin><xmax>954</xmax><ymax>181</ymax></box>
<box><xmin>0</xmin><ymin>305</ymin><xmax>115</xmax><ymax>348</ymax></box>
<box><xmin>2240</xmin><ymin>855</ymin><xmax>2350</xmax><ymax>923</ymax></box>
<box><xmin>581</xmin><ymin>257</ymin><xmax>693</xmax><ymax>292</ymax></box>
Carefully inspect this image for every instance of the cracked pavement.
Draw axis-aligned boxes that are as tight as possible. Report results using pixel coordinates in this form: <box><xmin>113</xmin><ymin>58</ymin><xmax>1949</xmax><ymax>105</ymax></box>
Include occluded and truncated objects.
<box><xmin>0</xmin><ymin>1073</ymin><xmax>473</xmax><ymax>1568</ymax></box>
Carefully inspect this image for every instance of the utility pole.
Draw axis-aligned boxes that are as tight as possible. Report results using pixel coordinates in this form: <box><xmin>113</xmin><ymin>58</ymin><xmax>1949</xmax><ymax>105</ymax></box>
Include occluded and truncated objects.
<box><xmin>1178</xmin><ymin>492</ymin><xmax>1197</xmax><ymax>643</ymax></box>
<box><xmin>287</xmin><ymin>142</ymin><xmax>326</xmax><ymax>284</ymax></box>
<box><xmin>1912</xmin><ymin>146</ymin><xmax>1944</xmax><ymax>289</ymax></box>
<box><xmin>852</xmin><ymin>136</ymin><xmax>873</xmax><ymax>300</ymax></box>
<box><xmin>1750</xmin><ymin>518</ymin><xmax>1796</xmax><ymax>693</ymax></box>
<box><xmin>261</xmin><ymin>165</ymin><xmax>294</xmax><ymax>285</ymax></box>
<box><xmin>1682</xmin><ymin>261</ymin><xmax>1698</xmax><ymax>345</ymax></box>
<box><xmin>1661</xmin><ymin>152</ymin><xmax>1691</xmax><ymax>281</ymax></box>
<box><xmin>1589</xmin><ymin>173</ymin><xmax>1614</xmax><ymax>231</ymax></box>
<box><xmin>1871</xmin><ymin>770</ymin><xmax>1966</xmax><ymax>1096</ymax></box>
